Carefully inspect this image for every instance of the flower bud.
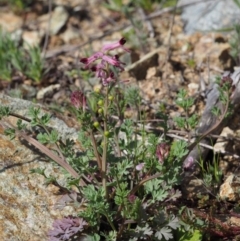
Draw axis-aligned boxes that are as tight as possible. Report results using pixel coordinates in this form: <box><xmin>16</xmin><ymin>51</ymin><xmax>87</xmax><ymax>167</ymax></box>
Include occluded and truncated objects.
<box><xmin>93</xmin><ymin>121</ymin><xmax>100</xmax><ymax>128</ymax></box>
<box><xmin>70</xmin><ymin>91</ymin><xmax>86</xmax><ymax>111</ymax></box>
<box><xmin>94</xmin><ymin>86</ymin><xmax>101</xmax><ymax>93</ymax></box>
<box><xmin>156</xmin><ymin>143</ymin><xmax>170</xmax><ymax>164</ymax></box>
<box><xmin>98</xmin><ymin>100</ymin><xmax>104</xmax><ymax>106</ymax></box>
<box><xmin>183</xmin><ymin>156</ymin><xmax>195</xmax><ymax>170</ymax></box>
<box><xmin>128</xmin><ymin>194</ymin><xmax>137</xmax><ymax>203</ymax></box>
<box><xmin>108</xmin><ymin>95</ymin><xmax>114</xmax><ymax>101</ymax></box>
<box><xmin>136</xmin><ymin>163</ymin><xmax>145</xmax><ymax>171</ymax></box>
<box><xmin>104</xmin><ymin>131</ymin><xmax>109</xmax><ymax>137</ymax></box>
<box><xmin>98</xmin><ymin>108</ymin><xmax>103</xmax><ymax>114</ymax></box>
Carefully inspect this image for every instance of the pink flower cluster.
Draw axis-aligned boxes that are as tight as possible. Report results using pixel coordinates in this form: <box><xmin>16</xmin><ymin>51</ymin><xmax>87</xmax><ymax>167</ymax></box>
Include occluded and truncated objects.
<box><xmin>80</xmin><ymin>38</ymin><xmax>130</xmax><ymax>86</ymax></box>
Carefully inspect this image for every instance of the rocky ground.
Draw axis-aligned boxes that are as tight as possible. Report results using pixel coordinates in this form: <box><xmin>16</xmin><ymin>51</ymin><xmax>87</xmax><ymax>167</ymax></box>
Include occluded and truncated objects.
<box><xmin>1</xmin><ymin>0</ymin><xmax>240</xmax><ymax>240</ymax></box>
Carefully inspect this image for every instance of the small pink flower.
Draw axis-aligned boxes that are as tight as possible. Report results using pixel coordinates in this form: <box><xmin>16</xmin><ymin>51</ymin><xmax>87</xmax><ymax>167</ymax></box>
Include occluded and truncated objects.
<box><xmin>94</xmin><ymin>66</ymin><xmax>107</xmax><ymax>79</ymax></box>
<box><xmin>101</xmin><ymin>55</ymin><xmax>124</xmax><ymax>70</ymax></box>
<box><xmin>80</xmin><ymin>52</ymin><xmax>103</xmax><ymax>68</ymax></box>
<box><xmin>102</xmin><ymin>71</ymin><xmax>115</xmax><ymax>86</ymax></box>
<box><xmin>183</xmin><ymin>156</ymin><xmax>194</xmax><ymax>170</ymax></box>
<box><xmin>136</xmin><ymin>163</ymin><xmax>145</xmax><ymax>171</ymax></box>
<box><xmin>102</xmin><ymin>38</ymin><xmax>130</xmax><ymax>53</ymax></box>
<box><xmin>128</xmin><ymin>194</ymin><xmax>137</xmax><ymax>203</ymax></box>
<box><xmin>156</xmin><ymin>143</ymin><xmax>170</xmax><ymax>164</ymax></box>
<box><xmin>70</xmin><ymin>91</ymin><xmax>86</xmax><ymax>111</ymax></box>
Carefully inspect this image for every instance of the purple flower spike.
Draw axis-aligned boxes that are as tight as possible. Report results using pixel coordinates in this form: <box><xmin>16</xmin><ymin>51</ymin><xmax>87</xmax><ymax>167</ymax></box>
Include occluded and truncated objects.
<box><xmin>102</xmin><ymin>37</ymin><xmax>130</xmax><ymax>53</ymax></box>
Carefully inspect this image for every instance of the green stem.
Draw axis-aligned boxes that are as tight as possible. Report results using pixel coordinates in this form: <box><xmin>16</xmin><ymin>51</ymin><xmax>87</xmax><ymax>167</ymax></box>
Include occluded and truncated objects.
<box><xmin>104</xmin><ymin>212</ymin><xmax>116</xmax><ymax>231</ymax></box>
<box><xmin>114</xmin><ymin>130</ymin><xmax>121</xmax><ymax>158</ymax></box>
<box><xmin>102</xmin><ymin>87</ymin><xmax>109</xmax><ymax>198</ymax></box>
<box><xmin>89</xmin><ymin>130</ymin><xmax>102</xmax><ymax>169</ymax></box>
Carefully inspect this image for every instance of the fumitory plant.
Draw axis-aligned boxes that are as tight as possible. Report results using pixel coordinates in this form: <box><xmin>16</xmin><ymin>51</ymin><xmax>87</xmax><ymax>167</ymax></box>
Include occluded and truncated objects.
<box><xmin>48</xmin><ymin>37</ymin><xmax>187</xmax><ymax>241</ymax></box>
<box><xmin>1</xmin><ymin>38</ymin><xmax>194</xmax><ymax>240</ymax></box>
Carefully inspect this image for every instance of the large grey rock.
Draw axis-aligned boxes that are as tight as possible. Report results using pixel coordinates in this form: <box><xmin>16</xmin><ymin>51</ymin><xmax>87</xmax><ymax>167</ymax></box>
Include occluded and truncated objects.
<box><xmin>179</xmin><ymin>0</ymin><xmax>240</xmax><ymax>34</ymax></box>
<box><xmin>0</xmin><ymin>94</ymin><xmax>78</xmax><ymax>141</ymax></box>
<box><xmin>0</xmin><ymin>94</ymin><xmax>83</xmax><ymax>240</ymax></box>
